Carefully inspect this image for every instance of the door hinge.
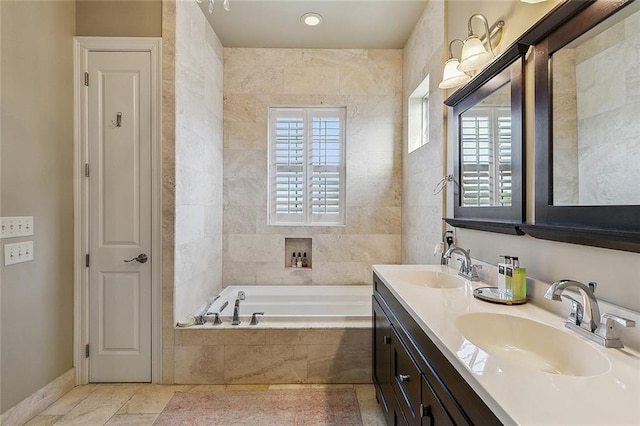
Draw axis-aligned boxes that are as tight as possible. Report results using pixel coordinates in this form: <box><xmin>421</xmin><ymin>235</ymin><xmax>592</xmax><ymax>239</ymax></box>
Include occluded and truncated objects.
<box><xmin>85</xmin><ymin>254</ymin><xmax>90</xmax><ymax>267</ymax></box>
<box><xmin>85</xmin><ymin>344</ymin><xmax>90</xmax><ymax>358</ymax></box>
<box><xmin>85</xmin><ymin>163</ymin><xmax>89</xmax><ymax>177</ymax></box>
<box><xmin>84</xmin><ymin>72</ymin><xmax>89</xmax><ymax>86</ymax></box>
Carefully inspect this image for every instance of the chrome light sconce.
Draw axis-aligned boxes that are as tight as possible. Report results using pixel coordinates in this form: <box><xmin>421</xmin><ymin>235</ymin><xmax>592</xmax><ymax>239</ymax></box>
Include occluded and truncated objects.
<box><xmin>439</xmin><ymin>39</ymin><xmax>471</xmax><ymax>89</ymax></box>
<box><xmin>439</xmin><ymin>14</ymin><xmax>504</xmax><ymax>90</ymax></box>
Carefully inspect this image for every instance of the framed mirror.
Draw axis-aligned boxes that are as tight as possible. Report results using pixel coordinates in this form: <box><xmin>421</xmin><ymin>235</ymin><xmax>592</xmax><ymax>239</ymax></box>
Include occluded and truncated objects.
<box><xmin>444</xmin><ymin>44</ymin><xmax>527</xmax><ymax>235</ymax></box>
<box><xmin>526</xmin><ymin>0</ymin><xmax>640</xmax><ymax>252</ymax></box>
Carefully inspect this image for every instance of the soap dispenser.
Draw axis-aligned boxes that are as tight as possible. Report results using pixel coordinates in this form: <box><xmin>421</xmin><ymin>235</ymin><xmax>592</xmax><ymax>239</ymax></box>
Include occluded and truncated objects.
<box><xmin>511</xmin><ymin>257</ymin><xmax>527</xmax><ymax>300</ymax></box>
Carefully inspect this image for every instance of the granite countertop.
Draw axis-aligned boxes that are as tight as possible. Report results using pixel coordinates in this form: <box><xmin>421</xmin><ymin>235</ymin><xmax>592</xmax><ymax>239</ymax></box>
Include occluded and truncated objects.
<box><xmin>373</xmin><ymin>264</ymin><xmax>640</xmax><ymax>425</ymax></box>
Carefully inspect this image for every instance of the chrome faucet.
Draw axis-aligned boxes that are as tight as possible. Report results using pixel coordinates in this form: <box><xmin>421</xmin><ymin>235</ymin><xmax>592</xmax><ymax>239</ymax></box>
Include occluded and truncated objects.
<box><xmin>545</xmin><ymin>280</ymin><xmax>600</xmax><ymax>332</ymax></box>
<box><xmin>443</xmin><ymin>246</ymin><xmax>481</xmax><ymax>281</ymax></box>
<box><xmin>545</xmin><ymin>280</ymin><xmax>636</xmax><ymax>348</ymax></box>
<box><xmin>231</xmin><ymin>291</ymin><xmax>245</xmax><ymax>325</ymax></box>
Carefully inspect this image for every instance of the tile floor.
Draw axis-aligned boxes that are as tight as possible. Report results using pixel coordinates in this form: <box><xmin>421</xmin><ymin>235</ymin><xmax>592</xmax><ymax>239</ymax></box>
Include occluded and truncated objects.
<box><xmin>25</xmin><ymin>383</ymin><xmax>386</xmax><ymax>426</ymax></box>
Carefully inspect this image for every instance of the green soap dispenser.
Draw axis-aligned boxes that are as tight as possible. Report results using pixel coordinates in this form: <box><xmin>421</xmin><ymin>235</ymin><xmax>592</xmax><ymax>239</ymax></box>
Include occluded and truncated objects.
<box><xmin>511</xmin><ymin>256</ymin><xmax>527</xmax><ymax>300</ymax></box>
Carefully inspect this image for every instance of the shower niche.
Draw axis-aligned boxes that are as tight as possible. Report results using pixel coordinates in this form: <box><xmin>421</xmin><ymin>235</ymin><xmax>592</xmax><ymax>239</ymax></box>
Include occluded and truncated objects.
<box><xmin>285</xmin><ymin>237</ymin><xmax>312</xmax><ymax>269</ymax></box>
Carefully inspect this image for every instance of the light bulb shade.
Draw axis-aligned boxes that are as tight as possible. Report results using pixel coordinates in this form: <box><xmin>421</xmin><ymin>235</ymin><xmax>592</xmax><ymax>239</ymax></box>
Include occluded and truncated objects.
<box><xmin>439</xmin><ymin>58</ymin><xmax>471</xmax><ymax>89</ymax></box>
<box><xmin>458</xmin><ymin>35</ymin><xmax>494</xmax><ymax>73</ymax></box>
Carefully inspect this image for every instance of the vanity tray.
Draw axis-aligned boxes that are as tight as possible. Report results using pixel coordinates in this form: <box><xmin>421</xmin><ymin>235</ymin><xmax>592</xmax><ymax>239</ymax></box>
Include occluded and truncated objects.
<box><xmin>473</xmin><ymin>286</ymin><xmax>527</xmax><ymax>305</ymax></box>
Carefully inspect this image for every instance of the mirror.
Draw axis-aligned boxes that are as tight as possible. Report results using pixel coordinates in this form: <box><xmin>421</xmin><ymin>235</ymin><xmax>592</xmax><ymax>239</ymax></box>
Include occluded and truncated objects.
<box><xmin>460</xmin><ymin>80</ymin><xmax>512</xmax><ymax>208</ymax></box>
<box><xmin>551</xmin><ymin>1</ymin><xmax>640</xmax><ymax>206</ymax></box>
<box><xmin>530</xmin><ymin>0</ymin><xmax>640</xmax><ymax>252</ymax></box>
<box><xmin>445</xmin><ymin>45</ymin><xmax>526</xmax><ymax>235</ymax></box>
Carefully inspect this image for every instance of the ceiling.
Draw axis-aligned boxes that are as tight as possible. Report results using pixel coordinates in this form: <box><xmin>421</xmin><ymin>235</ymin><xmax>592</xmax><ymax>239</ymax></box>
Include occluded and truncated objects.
<box><xmin>199</xmin><ymin>0</ymin><xmax>429</xmax><ymax>49</ymax></box>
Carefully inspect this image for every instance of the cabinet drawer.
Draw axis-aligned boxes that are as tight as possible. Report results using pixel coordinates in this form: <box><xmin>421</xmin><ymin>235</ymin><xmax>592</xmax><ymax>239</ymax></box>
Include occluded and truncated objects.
<box><xmin>392</xmin><ymin>332</ymin><xmax>422</xmax><ymax>425</ymax></box>
<box><xmin>421</xmin><ymin>375</ymin><xmax>455</xmax><ymax>426</ymax></box>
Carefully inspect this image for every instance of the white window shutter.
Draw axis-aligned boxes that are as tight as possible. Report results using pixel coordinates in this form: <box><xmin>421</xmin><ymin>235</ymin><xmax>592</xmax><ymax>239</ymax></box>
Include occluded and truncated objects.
<box><xmin>268</xmin><ymin>107</ymin><xmax>346</xmax><ymax>226</ymax></box>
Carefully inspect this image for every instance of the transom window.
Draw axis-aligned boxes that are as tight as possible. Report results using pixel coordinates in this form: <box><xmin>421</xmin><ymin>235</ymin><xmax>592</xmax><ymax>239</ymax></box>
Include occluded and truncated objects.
<box><xmin>268</xmin><ymin>107</ymin><xmax>346</xmax><ymax>226</ymax></box>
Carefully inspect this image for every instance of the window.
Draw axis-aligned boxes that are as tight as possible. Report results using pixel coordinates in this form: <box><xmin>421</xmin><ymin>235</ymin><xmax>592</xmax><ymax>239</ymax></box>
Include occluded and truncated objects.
<box><xmin>408</xmin><ymin>74</ymin><xmax>430</xmax><ymax>153</ymax></box>
<box><xmin>461</xmin><ymin>108</ymin><xmax>512</xmax><ymax>206</ymax></box>
<box><xmin>268</xmin><ymin>107</ymin><xmax>346</xmax><ymax>226</ymax></box>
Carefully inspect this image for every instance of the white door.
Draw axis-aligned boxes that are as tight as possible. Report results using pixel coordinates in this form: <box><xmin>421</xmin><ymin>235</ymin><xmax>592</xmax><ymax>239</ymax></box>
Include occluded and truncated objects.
<box><xmin>87</xmin><ymin>51</ymin><xmax>152</xmax><ymax>382</ymax></box>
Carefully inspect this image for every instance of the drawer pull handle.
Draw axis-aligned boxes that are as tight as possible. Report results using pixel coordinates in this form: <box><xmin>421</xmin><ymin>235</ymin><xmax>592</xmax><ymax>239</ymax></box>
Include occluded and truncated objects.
<box><xmin>383</xmin><ymin>336</ymin><xmax>391</xmax><ymax>344</ymax></box>
<box><xmin>399</xmin><ymin>374</ymin><xmax>410</xmax><ymax>382</ymax></box>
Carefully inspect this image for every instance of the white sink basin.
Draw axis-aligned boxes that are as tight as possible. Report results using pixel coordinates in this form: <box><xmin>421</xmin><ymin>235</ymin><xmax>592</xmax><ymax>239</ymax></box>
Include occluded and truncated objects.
<box><xmin>455</xmin><ymin>313</ymin><xmax>610</xmax><ymax>376</ymax></box>
<box><xmin>394</xmin><ymin>270</ymin><xmax>466</xmax><ymax>289</ymax></box>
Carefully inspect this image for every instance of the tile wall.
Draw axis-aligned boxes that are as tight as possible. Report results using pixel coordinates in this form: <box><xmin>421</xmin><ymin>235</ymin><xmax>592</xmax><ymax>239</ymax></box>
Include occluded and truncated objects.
<box><xmin>222</xmin><ymin>49</ymin><xmax>403</xmax><ymax>286</ymax></box>
<box><xmin>401</xmin><ymin>1</ymin><xmax>446</xmax><ymax>264</ymax></box>
<box><xmin>173</xmin><ymin>327</ymin><xmax>371</xmax><ymax>384</ymax></box>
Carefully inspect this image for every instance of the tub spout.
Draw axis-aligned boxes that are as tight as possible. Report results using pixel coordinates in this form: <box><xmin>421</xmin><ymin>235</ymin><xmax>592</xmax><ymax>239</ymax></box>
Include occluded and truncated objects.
<box><xmin>232</xmin><ymin>292</ymin><xmax>244</xmax><ymax>325</ymax></box>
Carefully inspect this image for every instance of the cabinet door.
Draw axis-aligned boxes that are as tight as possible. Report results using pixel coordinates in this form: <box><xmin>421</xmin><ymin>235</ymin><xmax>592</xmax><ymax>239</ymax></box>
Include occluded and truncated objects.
<box><xmin>392</xmin><ymin>333</ymin><xmax>423</xmax><ymax>426</ymax></box>
<box><xmin>421</xmin><ymin>376</ymin><xmax>455</xmax><ymax>426</ymax></box>
<box><xmin>373</xmin><ymin>298</ymin><xmax>395</xmax><ymax>424</ymax></box>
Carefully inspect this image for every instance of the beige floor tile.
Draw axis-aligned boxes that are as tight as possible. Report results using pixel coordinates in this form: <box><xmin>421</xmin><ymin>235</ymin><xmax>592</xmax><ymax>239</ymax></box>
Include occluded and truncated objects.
<box><xmin>355</xmin><ymin>384</ymin><xmax>386</xmax><ymax>426</ymax></box>
<box><xmin>55</xmin><ymin>384</ymin><xmax>142</xmax><ymax>426</ymax></box>
<box><xmin>117</xmin><ymin>384</ymin><xmax>186</xmax><ymax>414</ymax></box>
<box><xmin>23</xmin><ymin>415</ymin><xmax>62</xmax><ymax>426</ymax></box>
<box><xmin>268</xmin><ymin>384</ymin><xmax>312</xmax><ymax>390</ymax></box>
<box><xmin>310</xmin><ymin>383</ymin><xmax>355</xmax><ymax>389</ymax></box>
<box><xmin>40</xmin><ymin>384</ymin><xmax>98</xmax><ymax>415</ymax></box>
<box><xmin>104</xmin><ymin>413</ymin><xmax>159</xmax><ymax>425</ymax></box>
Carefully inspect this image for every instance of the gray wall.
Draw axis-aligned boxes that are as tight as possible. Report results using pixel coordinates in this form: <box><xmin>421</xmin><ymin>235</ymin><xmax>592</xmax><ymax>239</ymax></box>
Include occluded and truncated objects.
<box><xmin>0</xmin><ymin>0</ymin><xmax>163</xmax><ymax>414</ymax></box>
<box><xmin>0</xmin><ymin>0</ymin><xmax>75</xmax><ymax>412</ymax></box>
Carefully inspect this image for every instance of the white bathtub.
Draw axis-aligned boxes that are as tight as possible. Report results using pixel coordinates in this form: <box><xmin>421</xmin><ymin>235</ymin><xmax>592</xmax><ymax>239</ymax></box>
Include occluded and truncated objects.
<box><xmin>197</xmin><ymin>285</ymin><xmax>372</xmax><ymax>327</ymax></box>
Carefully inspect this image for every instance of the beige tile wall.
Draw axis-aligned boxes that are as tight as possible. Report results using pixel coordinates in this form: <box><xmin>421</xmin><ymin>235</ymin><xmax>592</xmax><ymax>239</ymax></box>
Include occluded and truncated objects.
<box><xmin>173</xmin><ymin>328</ymin><xmax>371</xmax><ymax>384</ymax></box>
<box><xmin>402</xmin><ymin>1</ymin><xmax>446</xmax><ymax>264</ymax></box>
<box><xmin>162</xmin><ymin>0</ymin><xmax>224</xmax><ymax>382</ymax></box>
<box><xmin>223</xmin><ymin>48</ymin><xmax>403</xmax><ymax>286</ymax></box>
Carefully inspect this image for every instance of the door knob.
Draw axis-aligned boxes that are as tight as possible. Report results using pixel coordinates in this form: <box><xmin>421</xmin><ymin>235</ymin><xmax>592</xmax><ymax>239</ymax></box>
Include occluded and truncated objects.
<box><xmin>124</xmin><ymin>253</ymin><xmax>148</xmax><ymax>264</ymax></box>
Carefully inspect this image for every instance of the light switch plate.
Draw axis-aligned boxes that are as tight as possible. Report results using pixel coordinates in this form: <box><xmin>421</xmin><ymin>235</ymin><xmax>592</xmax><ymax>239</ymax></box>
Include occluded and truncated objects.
<box><xmin>4</xmin><ymin>241</ymin><xmax>34</xmax><ymax>265</ymax></box>
<box><xmin>1</xmin><ymin>216</ymin><xmax>34</xmax><ymax>238</ymax></box>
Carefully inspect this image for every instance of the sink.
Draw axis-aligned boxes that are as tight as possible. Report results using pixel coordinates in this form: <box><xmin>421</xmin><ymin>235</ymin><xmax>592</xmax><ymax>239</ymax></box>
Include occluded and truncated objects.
<box><xmin>394</xmin><ymin>270</ymin><xmax>466</xmax><ymax>289</ymax></box>
<box><xmin>455</xmin><ymin>313</ymin><xmax>610</xmax><ymax>376</ymax></box>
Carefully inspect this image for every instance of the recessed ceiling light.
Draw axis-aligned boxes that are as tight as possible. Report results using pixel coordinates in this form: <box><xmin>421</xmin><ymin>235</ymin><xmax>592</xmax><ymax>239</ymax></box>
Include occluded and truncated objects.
<box><xmin>301</xmin><ymin>12</ymin><xmax>323</xmax><ymax>27</ymax></box>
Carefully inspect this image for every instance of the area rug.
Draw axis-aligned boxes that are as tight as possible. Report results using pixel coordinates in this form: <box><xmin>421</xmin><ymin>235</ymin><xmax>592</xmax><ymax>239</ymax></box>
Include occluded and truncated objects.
<box><xmin>154</xmin><ymin>388</ymin><xmax>363</xmax><ymax>426</ymax></box>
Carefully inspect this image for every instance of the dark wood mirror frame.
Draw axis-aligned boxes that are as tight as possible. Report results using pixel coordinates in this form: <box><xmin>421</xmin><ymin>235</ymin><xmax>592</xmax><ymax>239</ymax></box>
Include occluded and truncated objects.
<box><xmin>521</xmin><ymin>0</ymin><xmax>640</xmax><ymax>253</ymax></box>
<box><xmin>444</xmin><ymin>44</ymin><xmax>527</xmax><ymax>236</ymax></box>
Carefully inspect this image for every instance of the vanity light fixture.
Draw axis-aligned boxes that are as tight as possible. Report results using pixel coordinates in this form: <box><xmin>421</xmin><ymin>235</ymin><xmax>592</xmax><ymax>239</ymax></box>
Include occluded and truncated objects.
<box><xmin>440</xmin><ymin>14</ymin><xmax>504</xmax><ymax>90</ymax></box>
<box><xmin>458</xmin><ymin>14</ymin><xmax>504</xmax><ymax>73</ymax></box>
<box><xmin>301</xmin><ymin>12</ymin><xmax>323</xmax><ymax>27</ymax></box>
<box><xmin>196</xmin><ymin>0</ymin><xmax>230</xmax><ymax>15</ymax></box>
<box><xmin>439</xmin><ymin>39</ymin><xmax>471</xmax><ymax>89</ymax></box>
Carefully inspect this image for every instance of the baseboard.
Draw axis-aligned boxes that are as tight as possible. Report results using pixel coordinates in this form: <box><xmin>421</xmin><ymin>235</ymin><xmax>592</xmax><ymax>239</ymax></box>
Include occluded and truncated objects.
<box><xmin>1</xmin><ymin>367</ymin><xmax>75</xmax><ymax>425</ymax></box>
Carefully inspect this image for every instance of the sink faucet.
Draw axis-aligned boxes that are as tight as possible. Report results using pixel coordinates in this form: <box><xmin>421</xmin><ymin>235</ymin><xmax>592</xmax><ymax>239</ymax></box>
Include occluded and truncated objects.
<box><xmin>545</xmin><ymin>280</ymin><xmax>636</xmax><ymax>348</ymax></box>
<box><xmin>231</xmin><ymin>291</ymin><xmax>245</xmax><ymax>325</ymax></box>
<box><xmin>545</xmin><ymin>280</ymin><xmax>600</xmax><ymax>332</ymax></box>
<box><xmin>443</xmin><ymin>246</ymin><xmax>481</xmax><ymax>281</ymax></box>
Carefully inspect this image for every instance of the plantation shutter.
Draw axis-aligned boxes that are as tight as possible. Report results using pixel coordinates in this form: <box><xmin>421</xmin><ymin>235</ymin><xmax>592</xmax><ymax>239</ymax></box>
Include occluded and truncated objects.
<box><xmin>269</xmin><ymin>108</ymin><xmax>346</xmax><ymax>225</ymax></box>
<box><xmin>461</xmin><ymin>108</ymin><xmax>511</xmax><ymax>207</ymax></box>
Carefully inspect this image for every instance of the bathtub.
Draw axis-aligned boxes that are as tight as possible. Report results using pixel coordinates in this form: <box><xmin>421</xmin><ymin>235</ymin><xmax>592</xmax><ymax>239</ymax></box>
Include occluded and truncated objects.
<box><xmin>200</xmin><ymin>285</ymin><xmax>372</xmax><ymax>327</ymax></box>
<box><xmin>174</xmin><ymin>285</ymin><xmax>373</xmax><ymax>384</ymax></box>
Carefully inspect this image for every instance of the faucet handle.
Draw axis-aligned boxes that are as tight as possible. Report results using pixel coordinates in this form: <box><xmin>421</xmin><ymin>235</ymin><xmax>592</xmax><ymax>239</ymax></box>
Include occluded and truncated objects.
<box><xmin>595</xmin><ymin>313</ymin><xmax>636</xmax><ymax>345</ymax></box>
<box><xmin>250</xmin><ymin>312</ymin><xmax>264</xmax><ymax>325</ymax></box>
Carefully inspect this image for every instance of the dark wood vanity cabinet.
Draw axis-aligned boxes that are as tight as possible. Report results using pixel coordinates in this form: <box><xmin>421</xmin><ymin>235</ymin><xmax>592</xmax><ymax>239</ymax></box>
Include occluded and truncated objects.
<box><xmin>373</xmin><ymin>273</ymin><xmax>501</xmax><ymax>425</ymax></box>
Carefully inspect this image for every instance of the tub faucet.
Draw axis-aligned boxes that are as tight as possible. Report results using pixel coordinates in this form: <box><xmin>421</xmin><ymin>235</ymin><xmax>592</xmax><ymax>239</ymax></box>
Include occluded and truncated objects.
<box><xmin>443</xmin><ymin>246</ymin><xmax>481</xmax><ymax>281</ymax></box>
<box><xmin>232</xmin><ymin>291</ymin><xmax>244</xmax><ymax>325</ymax></box>
<box><xmin>545</xmin><ymin>280</ymin><xmax>600</xmax><ymax>332</ymax></box>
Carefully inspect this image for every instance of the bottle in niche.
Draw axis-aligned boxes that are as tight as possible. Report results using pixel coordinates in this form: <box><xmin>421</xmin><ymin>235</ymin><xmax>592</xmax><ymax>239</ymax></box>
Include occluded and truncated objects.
<box><xmin>302</xmin><ymin>252</ymin><xmax>308</xmax><ymax>268</ymax></box>
<box><xmin>291</xmin><ymin>252</ymin><xmax>297</xmax><ymax>268</ymax></box>
<box><xmin>296</xmin><ymin>252</ymin><xmax>302</xmax><ymax>268</ymax></box>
